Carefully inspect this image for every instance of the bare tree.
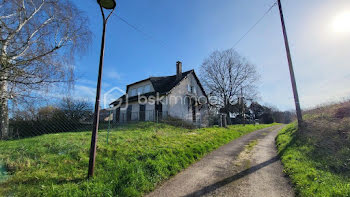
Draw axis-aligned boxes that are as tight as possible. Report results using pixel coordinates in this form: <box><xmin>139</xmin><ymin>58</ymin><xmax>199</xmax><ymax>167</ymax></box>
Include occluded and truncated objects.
<box><xmin>199</xmin><ymin>49</ymin><xmax>259</xmax><ymax>124</ymax></box>
<box><xmin>0</xmin><ymin>0</ymin><xmax>91</xmax><ymax>139</ymax></box>
<box><xmin>59</xmin><ymin>97</ymin><xmax>92</xmax><ymax>121</ymax></box>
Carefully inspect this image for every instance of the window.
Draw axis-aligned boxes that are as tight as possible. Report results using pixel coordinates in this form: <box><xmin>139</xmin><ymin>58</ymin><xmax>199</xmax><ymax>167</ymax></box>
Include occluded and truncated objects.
<box><xmin>137</xmin><ymin>87</ymin><xmax>143</xmax><ymax>94</ymax></box>
<box><xmin>144</xmin><ymin>85</ymin><xmax>151</xmax><ymax>93</ymax></box>
<box><xmin>130</xmin><ymin>84</ymin><xmax>151</xmax><ymax>96</ymax></box>
<box><xmin>130</xmin><ymin>89</ymin><xmax>136</xmax><ymax>96</ymax></box>
<box><xmin>186</xmin><ymin>97</ymin><xmax>190</xmax><ymax>111</ymax></box>
<box><xmin>188</xmin><ymin>84</ymin><xmax>196</xmax><ymax>94</ymax></box>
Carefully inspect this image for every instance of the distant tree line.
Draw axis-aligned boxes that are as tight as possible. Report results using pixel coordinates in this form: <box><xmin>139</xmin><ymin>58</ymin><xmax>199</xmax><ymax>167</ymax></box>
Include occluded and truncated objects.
<box><xmin>219</xmin><ymin>101</ymin><xmax>293</xmax><ymax>125</ymax></box>
<box><xmin>10</xmin><ymin>98</ymin><xmax>93</xmax><ymax>138</ymax></box>
<box><xmin>248</xmin><ymin>102</ymin><xmax>293</xmax><ymax>124</ymax></box>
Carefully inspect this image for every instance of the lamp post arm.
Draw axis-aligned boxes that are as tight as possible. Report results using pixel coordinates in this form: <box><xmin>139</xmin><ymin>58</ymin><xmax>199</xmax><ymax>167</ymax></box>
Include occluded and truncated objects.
<box><xmin>106</xmin><ymin>8</ymin><xmax>115</xmax><ymax>21</ymax></box>
<box><xmin>100</xmin><ymin>5</ymin><xmax>106</xmax><ymax>21</ymax></box>
<box><xmin>100</xmin><ymin>5</ymin><xmax>115</xmax><ymax>23</ymax></box>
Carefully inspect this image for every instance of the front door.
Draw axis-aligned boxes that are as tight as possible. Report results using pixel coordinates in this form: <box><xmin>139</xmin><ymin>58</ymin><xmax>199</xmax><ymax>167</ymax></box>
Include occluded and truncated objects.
<box><xmin>155</xmin><ymin>102</ymin><xmax>163</xmax><ymax>121</ymax></box>
<box><xmin>115</xmin><ymin>108</ymin><xmax>120</xmax><ymax>123</ymax></box>
<box><xmin>139</xmin><ymin>105</ymin><xmax>146</xmax><ymax>121</ymax></box>
<box><xmin>127</xmin><ymin>105</ymin><xmax>132</xmax><ymax>122</ymax></box>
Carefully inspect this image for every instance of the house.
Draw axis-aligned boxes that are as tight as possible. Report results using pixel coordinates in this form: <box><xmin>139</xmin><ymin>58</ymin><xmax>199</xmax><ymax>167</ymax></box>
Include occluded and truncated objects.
<box><xmin>110</xmin><ymin>61</ymin><xmax>209</xmax><ymax>126</ymax></box>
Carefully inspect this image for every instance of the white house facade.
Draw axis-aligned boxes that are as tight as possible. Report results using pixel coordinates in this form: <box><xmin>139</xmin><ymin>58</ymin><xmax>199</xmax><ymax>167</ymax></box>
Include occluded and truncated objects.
<box><xmin>110</xmin><ymin>61</ymin><xmax>209</xmax><ymax>126</ymax></box>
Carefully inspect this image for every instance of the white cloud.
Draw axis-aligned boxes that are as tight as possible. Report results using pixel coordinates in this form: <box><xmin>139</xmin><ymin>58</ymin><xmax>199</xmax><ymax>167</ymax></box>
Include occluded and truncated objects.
<box><xmin>105</xmin><ymin>69</ymin><xmax>122</xmax><ymax>81</ymax></box>
<box><xmin>73</xmin><ymin>85</ymin><xmax>96</xmax><ymax>102</ymax></box>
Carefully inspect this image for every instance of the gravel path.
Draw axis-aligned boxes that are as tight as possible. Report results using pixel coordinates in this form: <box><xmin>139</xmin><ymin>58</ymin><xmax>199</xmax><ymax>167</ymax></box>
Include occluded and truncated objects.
<box><xmin>146</xmin><ymin>125</ymin><xmax>294</xmax><ymax>197</ymax></box>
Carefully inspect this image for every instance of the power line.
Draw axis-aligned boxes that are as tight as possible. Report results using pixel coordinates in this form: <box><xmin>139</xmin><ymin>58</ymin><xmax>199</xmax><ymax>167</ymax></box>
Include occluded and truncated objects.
<box><xmin>113</xmin><ymin>14</ymin><xmax>170</xmax><ymax>49</ymax></box>
<box><xmin>110</xmin><ymin>2</ymin><xmax>277</xmax><ymax>52</ymax></box>
<box><xmin>232</xmin><ymin>1</ymin><xmax>277</xmax><ymax>49</ymax></box>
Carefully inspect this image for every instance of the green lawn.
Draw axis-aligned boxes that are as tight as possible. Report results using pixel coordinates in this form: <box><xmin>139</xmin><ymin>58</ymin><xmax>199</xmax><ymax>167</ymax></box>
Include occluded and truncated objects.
<box><xmin>276</xmin><ymin>123</ymin><xmax>350</xmax><ymax>197</ymax></box>
<box><xmin>0</xmin><ymin>122</ymin><xmax>275</xmax><ymax>197</ymax></box>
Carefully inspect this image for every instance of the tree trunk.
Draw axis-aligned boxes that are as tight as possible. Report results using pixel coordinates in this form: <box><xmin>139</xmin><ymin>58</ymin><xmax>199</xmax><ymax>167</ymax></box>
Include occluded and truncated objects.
<box><xmin>226</xmin><ymin>111</ymin><xmax>231</xmax><ymax>125</ymax></box>
<box><xmin>223</xmin><ymin>96</ymin><xmax>231</xmax><ymax>125</ymax></box>
<box><xmin>0</xmin><ymin>80</ymin><xmax>9</xmax><ymax>140</ymax></box>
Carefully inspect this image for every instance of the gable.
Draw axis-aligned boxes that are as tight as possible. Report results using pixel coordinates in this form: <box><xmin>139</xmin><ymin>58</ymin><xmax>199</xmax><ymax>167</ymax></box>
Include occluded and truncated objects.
<box><xmin>167</xmin><ymin>72</ymin><xmax>207</xmax><ymax>98</ymax></box>
<box><xmin>189</xmin><ymin>71</ymin><xmax>207</xmax><ymax>98</ymax></box>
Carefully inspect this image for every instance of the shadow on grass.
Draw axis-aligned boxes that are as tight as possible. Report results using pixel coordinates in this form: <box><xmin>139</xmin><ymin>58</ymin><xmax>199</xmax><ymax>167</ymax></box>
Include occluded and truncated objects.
<box><xmin>1</xmin><ymin>177</ymin><xmax>85</xmax><ymax>186</ymax></box>
<box><xmin>184</xmin><ymin>156</ymin><xmax>279</xmax><ymax>197</ymax></box>
<box><xmin>277</xmin><ymin>131</ymin><xmax>298</xmax><ymax>157</ymax></box>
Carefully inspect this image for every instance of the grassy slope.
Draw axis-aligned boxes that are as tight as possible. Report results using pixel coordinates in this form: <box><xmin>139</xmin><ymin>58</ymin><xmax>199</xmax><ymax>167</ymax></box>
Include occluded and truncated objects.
<box><xmin>276</xmin><ymin>102</ymin><xmax>350</xmax><ymax>197</ymax></box>
<box><xmin>0</xmin><ymin>122</ymin><xmax>274</xmax><ymax>197</ymax></box>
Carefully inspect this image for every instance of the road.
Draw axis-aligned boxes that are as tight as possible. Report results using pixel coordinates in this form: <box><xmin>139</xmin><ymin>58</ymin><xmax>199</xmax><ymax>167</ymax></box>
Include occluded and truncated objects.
<box><xmin>146</xmin><ymin>125</ymin><xmax>294</xmax><ymax>197</ymax></box>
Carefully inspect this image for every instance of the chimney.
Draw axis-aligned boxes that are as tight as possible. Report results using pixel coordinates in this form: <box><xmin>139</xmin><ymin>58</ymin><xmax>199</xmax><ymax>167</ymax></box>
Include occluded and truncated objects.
<box><xmin>176</xmin><ymin>61</ymin><xmax>182</xmax><ymax>80</ymax></box>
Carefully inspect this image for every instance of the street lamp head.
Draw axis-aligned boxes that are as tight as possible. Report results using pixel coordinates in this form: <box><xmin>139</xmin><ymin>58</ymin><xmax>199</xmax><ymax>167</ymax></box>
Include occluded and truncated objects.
<box><xmin>97</xmin><ymin>0</ymin><xmax>116</xmax><ymax>9</ymax></box>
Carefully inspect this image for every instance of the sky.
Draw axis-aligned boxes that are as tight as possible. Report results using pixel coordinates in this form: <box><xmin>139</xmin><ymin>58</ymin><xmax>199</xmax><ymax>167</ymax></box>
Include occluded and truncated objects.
<box><xmin>71</xmin><ymin>0</ymin><xmax>350</xmax><ymax>110</ymax></box>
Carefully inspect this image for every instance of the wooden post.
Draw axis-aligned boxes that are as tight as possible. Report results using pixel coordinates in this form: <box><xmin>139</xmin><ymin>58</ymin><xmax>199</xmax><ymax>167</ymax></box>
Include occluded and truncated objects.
<box><xmin>277</xmin><ymin>0</ymin><xmax>303</xmax><ymax>126</ymax></box>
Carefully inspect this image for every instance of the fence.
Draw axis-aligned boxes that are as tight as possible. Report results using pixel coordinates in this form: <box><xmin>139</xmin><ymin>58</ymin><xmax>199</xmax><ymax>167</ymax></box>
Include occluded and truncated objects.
<box><xmin>116</xmin><ymin>110</ymin><xmax>168</xmax><ymax>123</ymax></box>
<box><xmin>6</xmin><ymin>109</ymin><xmax>208</xmax><ymax>139</ymax></box>
<box><xmin>9</xmin><ymin>118</ymin><xmax>99</xmax><ymax>139</ymax></box>
<box><xmin>112</xmin><ymin>109</ymin><xmax>208</xmax><ymax>128</ymax></box>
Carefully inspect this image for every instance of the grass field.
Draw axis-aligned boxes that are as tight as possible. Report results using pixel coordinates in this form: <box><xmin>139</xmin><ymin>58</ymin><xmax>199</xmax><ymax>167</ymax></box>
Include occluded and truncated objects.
<box><xmin>0</xmin><ymin>122</ymin><xmax>275</xmax><ymax>197</ymax></box>
<box><xmin>276</xmin><ymin>101</ymin><xmax>350</xmax><ymax>197</ymax></box>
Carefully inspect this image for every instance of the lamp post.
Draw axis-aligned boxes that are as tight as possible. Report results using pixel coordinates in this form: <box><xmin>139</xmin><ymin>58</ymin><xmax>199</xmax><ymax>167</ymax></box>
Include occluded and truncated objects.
<box><xmin>88</xmin><ymin>0</ymin><xmax>116</xmax><ymax>179</ymax></box>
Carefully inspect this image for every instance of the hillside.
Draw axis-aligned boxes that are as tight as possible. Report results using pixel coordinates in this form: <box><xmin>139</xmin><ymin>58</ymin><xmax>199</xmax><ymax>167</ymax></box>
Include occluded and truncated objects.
<box><xmin>276</xmin><ymin>101</ymin><xmax>350</xmax><ymax>196</ymax></box>
<box><xmin>0</xmin><ymin>122</ymin><xmax>275</xmax><ymax>197</ymax></box>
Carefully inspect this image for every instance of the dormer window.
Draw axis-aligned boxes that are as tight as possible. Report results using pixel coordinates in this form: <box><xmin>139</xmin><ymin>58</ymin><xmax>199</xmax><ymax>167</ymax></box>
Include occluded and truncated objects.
<box><xmin>129</xmin><ymin>84</ymin><xmax>152</xmax><ymax>96</ymax></box>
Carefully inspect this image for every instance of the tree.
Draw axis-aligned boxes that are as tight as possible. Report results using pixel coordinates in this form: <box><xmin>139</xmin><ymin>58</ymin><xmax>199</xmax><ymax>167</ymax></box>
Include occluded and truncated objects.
<box><xmin>250</xmin><ymin>102</ymin><xmax>265</xmax><ymax>120</ymax></box>
<box><xmin>10</xmin><ymin>98</ymin><xmax>93</xmax><ymax>138</ymax></box>
<box><xmin>0</xmin><ymin>0</ymin><xmax>91</xmax><ymax>139</ymax></box>
<box><xmin>200</xmin><ymin>48</ymin><xmax>259</xmax><ymax>124</ymax></box>
<box><xmin>249</xmin><ymin>102</ymin><xmax>293</xmax><ymax>124</ymax></box>
<box><xmin>261</xmin><ymin>109</ymin><xmax>274</xmax><ymax>124</ymax></box>
<box><xmin>272</xmin><ymin>110</ymin><xmax>293</xmax><ymax>124</ymax></box>
<box><xmin>59</xmin><ymin>97</ymin><xmax>92</xmax><ymax>122</ymax></box>
<box><xmin>37</xmin><ymin>105</ymin><xmax>60</xmax><ymax>121</ymax></box>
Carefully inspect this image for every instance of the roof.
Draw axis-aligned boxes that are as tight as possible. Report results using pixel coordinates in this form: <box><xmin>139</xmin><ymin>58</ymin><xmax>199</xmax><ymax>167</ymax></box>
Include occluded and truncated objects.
<box><xmin>111</xmin><ymin>70</ymin><xmax>207</xmax><ymax>106</ymax></box>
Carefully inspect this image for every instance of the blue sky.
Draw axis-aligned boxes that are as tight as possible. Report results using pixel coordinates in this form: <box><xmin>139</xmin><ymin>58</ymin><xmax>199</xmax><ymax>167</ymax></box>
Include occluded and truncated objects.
<box><xmin>72</xmin><ymin>0</ymin><xmax>350</xmax><ymax>110</ymax></box>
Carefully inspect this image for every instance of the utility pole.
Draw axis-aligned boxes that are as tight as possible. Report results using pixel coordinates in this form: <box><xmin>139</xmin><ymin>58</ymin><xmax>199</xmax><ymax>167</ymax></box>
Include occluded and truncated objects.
<box><xmin>277</xmin><ymin>0</ymin><xmax>303</xmax><ymax>126</ymax></box>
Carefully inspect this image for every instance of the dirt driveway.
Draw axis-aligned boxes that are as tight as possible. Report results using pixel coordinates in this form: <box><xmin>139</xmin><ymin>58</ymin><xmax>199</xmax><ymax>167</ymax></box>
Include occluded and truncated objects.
<box><xmin>146</xmin><ymin>125</ymin><xmax>294</xmax><ymax>197</ymax></box>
